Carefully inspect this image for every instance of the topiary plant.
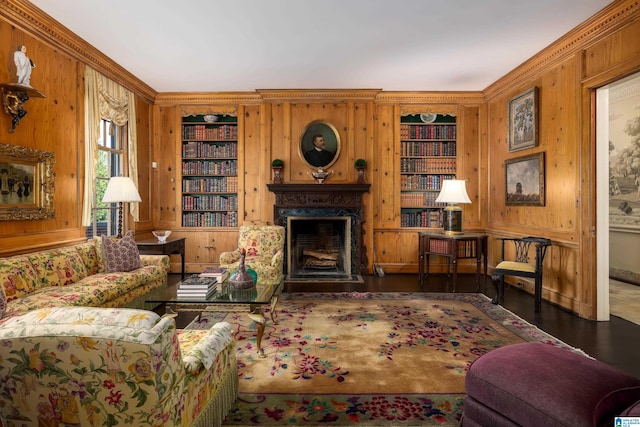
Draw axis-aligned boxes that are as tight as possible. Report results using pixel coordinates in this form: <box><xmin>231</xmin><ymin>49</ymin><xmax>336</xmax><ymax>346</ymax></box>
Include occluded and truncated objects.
<box><xmin>271</xmin><ymin>159</ymin><xmax>284</xmax><ymax>167</ymax></box>
<box><xmin>354</xmin><ymin>158</ymin><xmax>367</xmax><ymax>168</ymax></box>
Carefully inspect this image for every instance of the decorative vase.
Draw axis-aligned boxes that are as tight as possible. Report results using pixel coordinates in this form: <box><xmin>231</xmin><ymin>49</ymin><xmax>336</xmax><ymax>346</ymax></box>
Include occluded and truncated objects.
<box><xmin>229</xmin><ymin>249</ymin><xmax>255</xmax><ymax>290</ymax></box>
<box><xmin>272</xmin><ymin>166</ymin><xmax>283</xmax><ymax>184</ymax></box>
<box><xmin>356</xmin><ymin>167</ymin><xmax>366</xmax><ymax>183</ymax></box>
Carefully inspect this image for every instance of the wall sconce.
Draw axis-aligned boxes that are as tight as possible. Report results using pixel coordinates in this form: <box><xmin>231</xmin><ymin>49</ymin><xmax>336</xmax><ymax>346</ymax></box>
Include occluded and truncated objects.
<box><xmin>435</xmin><ymin>179</ymin><xmax>471</xmax><ymax>235</ymax></box>
<box><xmin>102</xmin><ymin>176</ymin><xmax>141</xmax><ymax>238</ymax></box>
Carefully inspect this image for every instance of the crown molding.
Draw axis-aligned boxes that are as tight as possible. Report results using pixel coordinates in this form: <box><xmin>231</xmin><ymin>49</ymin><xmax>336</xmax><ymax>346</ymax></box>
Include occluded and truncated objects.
<box><xmin>375</xmin><ymin>91</ymin><xmax>485</xmax><ymax>105</ymax></box>
<box><xmin>483</xmin><ymin>0</ymin><xmax>640</xmax><ymax>100</ymax></box>
<box><xmin>1</xmin><ymin>0</ymin><xmax>157</xmax><ymax>103</ymax></box>
<box><xmin>155</xmin><ymin>92</ymin><xmax>263</xmax><ymax>106</ymax></box>
<box><xmin>257</xmin><ymin>89</ymin><xmax>381</xmax><ymax>102</ymax></box>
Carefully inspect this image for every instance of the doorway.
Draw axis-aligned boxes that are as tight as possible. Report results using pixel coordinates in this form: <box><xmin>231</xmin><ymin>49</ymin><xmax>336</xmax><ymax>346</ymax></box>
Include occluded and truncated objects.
<box><xmin>596</xmin><ymin>70</ymin><xmax>640</xmax><ymax>321</ymax></box>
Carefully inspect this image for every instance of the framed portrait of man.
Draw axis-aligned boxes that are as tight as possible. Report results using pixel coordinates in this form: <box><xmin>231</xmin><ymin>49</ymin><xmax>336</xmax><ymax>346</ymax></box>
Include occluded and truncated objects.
<box><xmin>299</xmin><ymin>121</ymin><xmax>340</xmax><ymax>168</ymax></box>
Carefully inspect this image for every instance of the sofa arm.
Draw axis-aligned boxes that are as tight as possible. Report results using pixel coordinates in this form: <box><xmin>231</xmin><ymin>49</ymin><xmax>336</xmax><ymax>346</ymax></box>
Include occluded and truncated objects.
<box><xmin>220</xmin><ymin>249</ymin><xmax>241</xmax><ymax>265</ymax></box>
<box><xmin>182</xmin><ymin>321</ymin><xmax>233</xmax><ymax>373</ymax></box>
<box><xmin>140</xmin><ymin>254</ymin><xmax>171</xmax><ymax>272</ymax></box>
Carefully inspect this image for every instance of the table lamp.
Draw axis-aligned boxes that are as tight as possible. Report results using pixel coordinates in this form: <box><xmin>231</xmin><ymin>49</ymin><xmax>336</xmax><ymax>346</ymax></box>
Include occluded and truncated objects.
<box><xmin>435</xmin><ymin>179</ymin><xmax>471</xmax><ymax>235</ymax></box>
<box><xmin>102</xmin><ymin>176</ymin><xmax>141</xmax><ymax>238</ymax></box>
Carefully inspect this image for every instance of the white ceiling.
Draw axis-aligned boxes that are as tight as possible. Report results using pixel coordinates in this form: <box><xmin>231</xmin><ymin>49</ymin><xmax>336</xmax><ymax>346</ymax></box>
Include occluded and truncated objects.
<box><xmin>28</xmin><ymin>0</ymin><xmax>613</xmax><ymax>93</ymax></box>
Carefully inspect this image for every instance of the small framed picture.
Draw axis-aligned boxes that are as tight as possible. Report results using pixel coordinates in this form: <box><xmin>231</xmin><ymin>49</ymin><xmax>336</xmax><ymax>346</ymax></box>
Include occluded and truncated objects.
<box><xmin>505</xmin><ymin>152</ymin><xmax>545</xmax><ymax>206</ymax></box>
<box><xmin>508</xmin><ymin>87</ymin><xmax>538</xmax><ymax>152</ymax></box>
<box><xmin>299</xmin><ymin>121</ymin><xmax>340</xmax><ymax>169</ymax></box>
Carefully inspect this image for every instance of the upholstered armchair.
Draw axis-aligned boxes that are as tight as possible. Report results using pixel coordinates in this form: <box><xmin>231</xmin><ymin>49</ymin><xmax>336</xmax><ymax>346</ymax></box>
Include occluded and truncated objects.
<box><xmin>219</xmin><ymin>224</ymin><xmax>285</xmax><ymax>285</ymax></box>
<box><xmin>0</xmin><ymin>307</ymin><xmax>237</xmax><ymax>427</ymax></box>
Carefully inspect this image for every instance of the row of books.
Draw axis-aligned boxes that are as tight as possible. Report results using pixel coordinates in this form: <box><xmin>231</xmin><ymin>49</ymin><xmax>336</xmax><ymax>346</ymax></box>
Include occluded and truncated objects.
<box><xmin>400</xmin><ymin>209</ymin><xmax>442</xmax><ymax>228</ymax></box>
<box><xmin>182</xmin><ymin>194</ymin><xmax>238</xmax><ymax>211</ymax></box>
<box><xmin>182</xmin><ymin>211</ymin><xmax>239</xmax><ymax>227</ymax></box>
<box><xmin>400</xmin><ymin>192</ymin><xmax>446</xmax><ymax>208</ymax></box>
<box><xmin>182</xmin><ymin>124</ymin><xmax>238</xmax><ymax>140</ymax></box>
<box><xmin>401</xmin><ymin>158</ymin><xmax>457</xmax><ymax>174</ymax></box>
<box><xmin>176</xmin><ymin>268</ymin><xmax>229</xmax><ymax>298</ymax></box>
<box><xmin>182</xmin><ymin>141</ymin><xmax>238</xmax><ymax>159</ymax></box>
<box><xmin>182</xmin><ymin>176</ymin><xmax>238</xmax><ymax>193</ymax></box>
<box><xmin>400</xmin><ymin>124</ymin><xmax>457</xmax><ymax>140</ymax></box>
<box><xmin>400</xmin><ymin>141</ymin><xmax>457</xmax><ymax>157</ymax></box>
<box><xmin>182</xmin><ymin>160</ymin><xmax>238</xmax><ymax>176</ymax></box>
<box><xmin>401</xmin><ymin>173</ymin><xmax>456</xmax><ymax>190</ymax></box>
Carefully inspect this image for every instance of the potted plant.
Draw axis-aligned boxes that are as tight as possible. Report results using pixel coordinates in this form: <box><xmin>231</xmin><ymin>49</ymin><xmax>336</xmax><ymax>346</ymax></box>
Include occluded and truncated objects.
<box><xmin>271</xmin><ymin>159</ymin><xmax>284</xmax><ymax>184</ymax></box>
<box><xmin>354</xmin><ymin>158</ymin><xmax>367</xmax><ymax>183</ymax></box>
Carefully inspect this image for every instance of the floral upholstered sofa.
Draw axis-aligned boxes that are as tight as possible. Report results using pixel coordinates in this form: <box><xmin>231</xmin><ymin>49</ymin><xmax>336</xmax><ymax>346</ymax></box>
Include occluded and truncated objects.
<box><xmin>0</xmin><ymin>306</ymin><xmax>238</xmax><ymax>427</ymax></box>
<box><xmin>0</xmin><ymin>233</ymin><xmax>170</xmax><ymax>321</ymax></box>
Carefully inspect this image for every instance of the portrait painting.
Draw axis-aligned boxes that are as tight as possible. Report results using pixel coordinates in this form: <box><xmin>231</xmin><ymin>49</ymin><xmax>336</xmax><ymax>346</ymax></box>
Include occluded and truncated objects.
<box><xmin>299</xmin><ymin>121</ymin><xmax>340</xmax><ymax>169</ymax></box>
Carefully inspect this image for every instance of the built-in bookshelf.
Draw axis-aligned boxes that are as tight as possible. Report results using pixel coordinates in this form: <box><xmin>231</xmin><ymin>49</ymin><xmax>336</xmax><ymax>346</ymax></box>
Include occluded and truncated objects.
<box><xmin>400</xmin><ymin>114</ymin><xmax>457</xmax><ymax>228</ymax></box>
<box><xmin>181</xmin><ymin>114</ymin><xmax>238</xmax><ymax>227</ymax></box>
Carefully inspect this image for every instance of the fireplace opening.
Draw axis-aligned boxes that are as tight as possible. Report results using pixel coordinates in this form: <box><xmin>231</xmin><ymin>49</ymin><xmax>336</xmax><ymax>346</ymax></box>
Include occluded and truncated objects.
<box><xmin>287</xmin><ymin>216</ymin><xmax>351</xmax><ymax>279</ymax></box>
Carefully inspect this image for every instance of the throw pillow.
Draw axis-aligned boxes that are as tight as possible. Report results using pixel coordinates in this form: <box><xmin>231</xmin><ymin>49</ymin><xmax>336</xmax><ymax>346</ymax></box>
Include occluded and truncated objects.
<box><xmin>102</xmin><ymin>231</ymin><xmax>142</xmax><ymax>273</ymax></box>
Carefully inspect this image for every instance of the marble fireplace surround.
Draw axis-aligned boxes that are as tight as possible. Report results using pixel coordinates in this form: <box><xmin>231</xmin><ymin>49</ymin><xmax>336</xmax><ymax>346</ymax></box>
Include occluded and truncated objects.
<box><xmin>267</xmin><ymin>183</ymin><xmax>370</xmax><ymax>277</ymax></box>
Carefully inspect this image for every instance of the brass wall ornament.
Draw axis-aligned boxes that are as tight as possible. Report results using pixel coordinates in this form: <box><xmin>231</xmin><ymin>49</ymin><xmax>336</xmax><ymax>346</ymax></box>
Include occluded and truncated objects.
<box><xmin>0</xmin><ymin>143</ymin><xmax>55</xmax><ymax>220</ymax></box>
<box><xmin>1</xmin><ymin>83</ymin><xmax>46</xmax><ymax>133</ymax></box>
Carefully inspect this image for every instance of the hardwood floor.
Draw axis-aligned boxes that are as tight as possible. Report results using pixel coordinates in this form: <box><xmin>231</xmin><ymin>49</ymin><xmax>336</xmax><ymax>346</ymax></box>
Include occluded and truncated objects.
<box><xmin>167</xmin><ymin>272</ymin><xmax>640</xmax><ymax>378</ymax></box>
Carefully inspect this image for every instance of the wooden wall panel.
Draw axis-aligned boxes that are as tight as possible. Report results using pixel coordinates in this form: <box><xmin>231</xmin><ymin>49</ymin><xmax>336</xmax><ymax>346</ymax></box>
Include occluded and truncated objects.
<box><xmin>584</xmin><ymin>18</ymin><xmax>640</xmax><ymax>78</ymax></box>
<box><xmin>373</xmin><ymin>104</ymin><xmax>397</xmax><ymax>226</ymax></box>
<box><xmin>243</xmin><ymin>104</ymin><xmax>265</xmax><ymax>223</ymax></box>
<box><xmin>134</xmin><ymin>98</ymin><xmax>153</xmax><ymax>229</ymax></box>
<box><xmin>155</xmin><ymin>106</ymin><xmax>179</xmax><ymax>227</ymax></box>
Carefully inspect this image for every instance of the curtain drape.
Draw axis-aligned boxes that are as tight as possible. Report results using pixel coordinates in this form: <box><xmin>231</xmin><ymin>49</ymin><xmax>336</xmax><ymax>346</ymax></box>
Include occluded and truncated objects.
<box><xmin>82</xmin><ymin>67</ymin><xmax>139</xmax><ymax>227</ymax></box>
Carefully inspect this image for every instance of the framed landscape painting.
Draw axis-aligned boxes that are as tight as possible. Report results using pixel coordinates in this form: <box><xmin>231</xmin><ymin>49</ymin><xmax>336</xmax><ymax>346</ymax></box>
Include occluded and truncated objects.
<box><xmin>508</xmin><ymin>87</ymin><xmax>539</xmax><ymax>152</ymax></box>
<box><xmin>505</xmin><ymin>152</ymin><xmax>545</xmax><ymax>206</ymax></box>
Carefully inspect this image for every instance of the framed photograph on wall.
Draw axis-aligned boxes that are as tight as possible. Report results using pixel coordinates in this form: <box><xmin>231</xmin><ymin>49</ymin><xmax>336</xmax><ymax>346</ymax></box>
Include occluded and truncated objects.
<box><xmin>508</xmin><ymin>86</ymin><xmax>539</xmax><ymax>152</ymax></box>
<box><xmin>299</xmin><ymin>121</ymin><xmax>341</xmax><ymax>169</ymax></box>
<box><xmin>0</xmin><ymin>143</ymin><xmax>55</xmax><ymax>220</ymax></box>
<box><xmin>505</xmin><ymin>152</ymin><xmax>545</xmax><ymax>206</ymax></box>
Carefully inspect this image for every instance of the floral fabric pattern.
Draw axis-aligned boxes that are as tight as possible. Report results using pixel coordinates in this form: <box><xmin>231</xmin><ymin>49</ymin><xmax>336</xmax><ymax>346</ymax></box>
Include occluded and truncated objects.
<box><xmin>219</xmin><ymin>225</ymin><xmax>284</xmax><ymax>285</ymax></box>
<box><xmin>0</xmin><ymin>307</ymin><xmax>237</xmax><ymax>427</ymax></box>
<box><xmin>0</xmin><ymin>240</ymin><xmax>169</xmax><ymax>322</ymax></box>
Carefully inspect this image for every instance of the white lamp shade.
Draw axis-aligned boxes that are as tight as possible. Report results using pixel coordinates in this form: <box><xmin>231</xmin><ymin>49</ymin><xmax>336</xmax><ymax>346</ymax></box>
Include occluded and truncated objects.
<box><xmin>102</xmin><ymin>177</ymin><xmax>142</xmax><ymax>203</ymax></box>
<box><xmin>435</xmin><ymin>179</ymin><xmax>471</xmax><ymax>204</ymax></box>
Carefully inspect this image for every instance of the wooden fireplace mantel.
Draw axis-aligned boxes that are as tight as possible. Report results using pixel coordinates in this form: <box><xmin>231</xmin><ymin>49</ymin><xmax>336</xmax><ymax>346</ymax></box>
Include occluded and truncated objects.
<box><xmin>267</xmin><ymin>183</ymin><xmax>370</xmax><ymax>208</ymax></box>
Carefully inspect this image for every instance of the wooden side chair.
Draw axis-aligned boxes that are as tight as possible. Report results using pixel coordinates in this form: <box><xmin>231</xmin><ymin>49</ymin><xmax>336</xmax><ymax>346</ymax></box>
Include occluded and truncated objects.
<box><xmin>492</xmin><ymin>236</ymin><xmax>551</xmax><ymax>312</ymax></box>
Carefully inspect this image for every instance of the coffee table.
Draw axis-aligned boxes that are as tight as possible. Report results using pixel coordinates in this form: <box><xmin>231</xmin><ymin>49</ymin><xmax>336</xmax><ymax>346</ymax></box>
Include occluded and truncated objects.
<box><xmin>147</xmin><ymin>276</ymin><xmax>283</xmax><ymax>358</ymax></box>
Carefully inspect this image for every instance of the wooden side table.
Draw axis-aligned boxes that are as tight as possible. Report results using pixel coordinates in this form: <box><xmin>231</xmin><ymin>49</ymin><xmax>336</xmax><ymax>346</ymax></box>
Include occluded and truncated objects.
<box><xmin>418</xmin><ymin>231</ymin><xmax>488</xmax><ymax>292</ymax></box>
<box><xmin>136</xmin><ymin>237</ymin><xmax>186</xmax><ymax>279</ymax></box>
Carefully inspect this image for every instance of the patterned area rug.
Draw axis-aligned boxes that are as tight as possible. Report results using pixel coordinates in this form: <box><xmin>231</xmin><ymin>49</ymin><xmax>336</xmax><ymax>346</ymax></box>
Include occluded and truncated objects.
<box><xmin>187</xmin><ymin>292</ymin><xmax>579</xmax><ymax>426</ymax></box>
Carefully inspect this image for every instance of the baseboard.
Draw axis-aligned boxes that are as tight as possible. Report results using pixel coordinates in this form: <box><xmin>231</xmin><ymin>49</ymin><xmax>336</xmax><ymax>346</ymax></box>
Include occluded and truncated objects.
<box><xmin>610</xmin><ymin>267</ymin><xmax>640</xmax><ymax>286</ymax></box>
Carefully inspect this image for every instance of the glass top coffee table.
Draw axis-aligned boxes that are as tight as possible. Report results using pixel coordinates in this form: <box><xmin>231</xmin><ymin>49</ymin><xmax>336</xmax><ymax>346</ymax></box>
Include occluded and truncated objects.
<box><xmin>147</xmin><ymin>275</ymin><xmax>283</xmax><ymax>358</ymax></box>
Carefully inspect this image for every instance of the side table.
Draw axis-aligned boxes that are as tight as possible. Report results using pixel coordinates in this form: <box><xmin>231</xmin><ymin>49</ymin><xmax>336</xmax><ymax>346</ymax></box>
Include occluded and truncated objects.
<box><xmin>418</xmin><ymin>231</ymin><xmax>488</xmax><ymax>292</ymax></box>
<box><xmin>136</xmin><ymin>237</ymin><xmax>186</xmax><ymax>279</ymax></box>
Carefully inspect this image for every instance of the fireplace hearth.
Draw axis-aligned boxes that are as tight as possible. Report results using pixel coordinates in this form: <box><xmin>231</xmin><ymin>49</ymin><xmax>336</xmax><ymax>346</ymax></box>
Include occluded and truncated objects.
<box><xmin>267</xmin><ymin>183</ymin><xmax>370</xmax><ymax>279</ymax></box>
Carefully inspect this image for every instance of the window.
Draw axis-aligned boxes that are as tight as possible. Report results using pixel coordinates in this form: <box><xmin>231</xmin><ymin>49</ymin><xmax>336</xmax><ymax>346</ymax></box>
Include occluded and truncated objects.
<box><xmin>85</xmin><ymin>120</ymin><xmax>126</xmax><ymax>238</ymax></box>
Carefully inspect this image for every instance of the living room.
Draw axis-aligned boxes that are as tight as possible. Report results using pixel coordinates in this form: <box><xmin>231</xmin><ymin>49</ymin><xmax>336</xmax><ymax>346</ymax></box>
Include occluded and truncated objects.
<box><xmin>1</xmin><ymin>0</ymin><xmax>640</xmax><ymax>425</ymax></box>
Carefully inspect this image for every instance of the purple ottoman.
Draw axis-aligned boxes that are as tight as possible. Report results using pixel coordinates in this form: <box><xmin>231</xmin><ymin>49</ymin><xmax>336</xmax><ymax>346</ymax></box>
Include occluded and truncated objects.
<box><xmin>462</xmin><ymin>342</ymin><xmax>640</xmax><ymax>427</ymax></box>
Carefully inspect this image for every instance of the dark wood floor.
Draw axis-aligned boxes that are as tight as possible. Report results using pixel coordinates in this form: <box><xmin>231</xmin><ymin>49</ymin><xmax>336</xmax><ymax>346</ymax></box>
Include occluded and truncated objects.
<box><xmin>167</xmin><ymin>272</ymin><xmax>640</xmax><ymax>378</ymax></box>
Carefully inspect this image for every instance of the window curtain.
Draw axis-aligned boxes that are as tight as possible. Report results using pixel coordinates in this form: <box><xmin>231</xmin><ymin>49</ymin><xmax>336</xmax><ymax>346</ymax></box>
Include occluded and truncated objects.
<box><xmin>82</xmin><ymin>67</ymin><xmax>139</xmax><ymax>227</ymax></box>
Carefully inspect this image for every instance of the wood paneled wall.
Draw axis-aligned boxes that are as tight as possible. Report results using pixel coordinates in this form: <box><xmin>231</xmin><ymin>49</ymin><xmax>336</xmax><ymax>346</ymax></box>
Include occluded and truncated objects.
<box><xmin>2</xmin><ymin>0</ymin><xmax>640</xmax><ymax>319</ymax></box>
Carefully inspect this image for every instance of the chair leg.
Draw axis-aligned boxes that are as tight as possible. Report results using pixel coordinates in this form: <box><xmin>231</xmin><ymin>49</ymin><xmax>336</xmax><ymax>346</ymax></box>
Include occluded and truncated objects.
<box><xmin>534</xmin><ymin>277</ymin><xmax>542</xmax><ymax>313</ymax></box>
<box><xmin>491</xmin><ymin>274</ymin><xmax>503</xmax><ymax>305</ymax></box>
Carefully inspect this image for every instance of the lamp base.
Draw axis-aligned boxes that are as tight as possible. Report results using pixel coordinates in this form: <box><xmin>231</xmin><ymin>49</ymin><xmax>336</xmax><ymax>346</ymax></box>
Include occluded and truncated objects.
<box><xmin>442</xmin><ymin>204</ymin><xmax>464</xmax><ymax>235</ymax></box>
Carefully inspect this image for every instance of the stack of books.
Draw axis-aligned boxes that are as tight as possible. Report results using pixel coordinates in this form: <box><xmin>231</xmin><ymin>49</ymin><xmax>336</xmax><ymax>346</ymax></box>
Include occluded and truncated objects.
<box><xmin>176</xmin><ymin>275</ymin><xmax>217</xmax><ymax>299</ymax></box>
<box><xmin>200</xmin><ymin>267</ymin><xmax>229</xmax><ymax>283</ymax></box>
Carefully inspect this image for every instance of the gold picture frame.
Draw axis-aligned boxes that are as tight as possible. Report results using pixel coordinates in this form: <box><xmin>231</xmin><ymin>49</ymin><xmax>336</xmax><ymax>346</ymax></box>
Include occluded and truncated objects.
<box><xmin>0</xmin><ymin>143</ymin><xmax>55</xmax><ymax>220</ymax></box>
<box><xmin>299</xmin><ymin>121</ymin><xmax>341</xmax><ymax>169</ymax></box>
<box><xmin>508</xmin><ymin>87</ymin><xmax>539</xmax><ymax>152</ymax></box>
<box><xmin>505</xmin><ymin>152</ymin><xmax>545</xmax><ymax>206</ymax></box>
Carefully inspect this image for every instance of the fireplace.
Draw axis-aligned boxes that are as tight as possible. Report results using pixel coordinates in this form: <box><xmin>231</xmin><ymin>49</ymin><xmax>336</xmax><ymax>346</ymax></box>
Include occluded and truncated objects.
<box><xmin>267</xmin><ymin>183</ymin><xmax>370</xmax><ymax>279</ymax></box>
<box><xmin>287</xmin><ymin>216</ymin><xmax>351</xmax><ymax>279</ymax></box>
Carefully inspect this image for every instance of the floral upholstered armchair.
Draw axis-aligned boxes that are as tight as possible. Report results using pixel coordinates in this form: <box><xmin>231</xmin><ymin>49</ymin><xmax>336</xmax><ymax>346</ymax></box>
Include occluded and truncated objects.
<box><xmin>219</xmin><ymin>224</ymin><xmax>285</xmax><ymax>285</ymax></box>
<box><xmin>0</xmin><ymin>307</ymin><xmax>237</xmax><ymax>427</ymax></box>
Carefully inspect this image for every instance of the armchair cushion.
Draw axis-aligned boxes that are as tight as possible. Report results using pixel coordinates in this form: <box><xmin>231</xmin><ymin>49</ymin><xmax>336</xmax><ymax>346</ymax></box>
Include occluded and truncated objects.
<box><xmin>220</xmin><ymin>225</ymin><xmax>285</xmax><ymax>285</ymax></box>
<box><xmin>102</xmin><ymin>231</ymin><xmax>142</xmax><ymax>273</ymax></box>
<box><xmin>495</xmin><ymin>261</ymin><xmax>535</xmax><ymax>273</ymax></box>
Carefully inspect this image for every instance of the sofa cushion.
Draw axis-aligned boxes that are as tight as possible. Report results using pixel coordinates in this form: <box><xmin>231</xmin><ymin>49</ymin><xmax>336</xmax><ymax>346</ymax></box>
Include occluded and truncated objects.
<box><xmin>0</xmin><ymin>256</ymin><xmax>39</xmax><ymax>300</ymax></box>
<box><xmin>75</xmin><ymin>241</ymin><xmax>100</xmax><ymax>275</ymax></box>
<box><xmin>102</xmin><ymin>231</ymin><xmax>142</xmax><ymax>273</ymax></box>
<box><xmin>27</xmin><ymin>247</ymin><xmax>88</xmax><ymax>288</ymax></box>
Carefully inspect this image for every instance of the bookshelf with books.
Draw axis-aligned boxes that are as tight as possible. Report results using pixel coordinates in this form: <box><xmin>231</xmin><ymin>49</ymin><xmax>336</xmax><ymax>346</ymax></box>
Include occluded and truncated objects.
<box><xmin>400</xmin><ymin>113</ymin><xmax>457</xmax><ymax>228</ymax></box>
<box><xmin>181</xmin><ymin>114</ymin><xmax>239</xmax><ymax>228</ymax></box>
